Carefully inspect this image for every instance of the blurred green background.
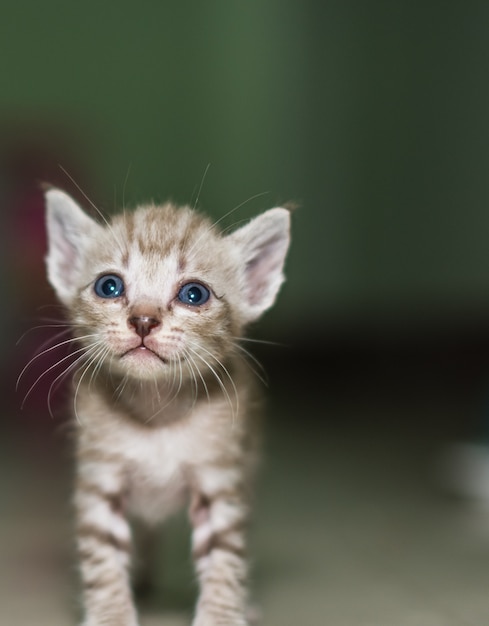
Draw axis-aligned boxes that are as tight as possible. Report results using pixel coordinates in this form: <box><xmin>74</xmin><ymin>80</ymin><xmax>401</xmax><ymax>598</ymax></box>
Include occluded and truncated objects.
<box><xmin>5</xmin><ymin>4</ymin><xmax>489</xmax><ymax>625</ymax></box>
<box><xmin>4</xmin><ymin>1</ymin><xmax>489</xmax><ymax>338</ymax></box>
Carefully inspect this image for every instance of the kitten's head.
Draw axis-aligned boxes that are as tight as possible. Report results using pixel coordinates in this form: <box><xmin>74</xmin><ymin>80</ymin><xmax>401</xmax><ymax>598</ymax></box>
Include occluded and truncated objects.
<box><xmin>44</xmin><ymin>189</ymin><xmax>290</xmax><ymax>382</ymax></box>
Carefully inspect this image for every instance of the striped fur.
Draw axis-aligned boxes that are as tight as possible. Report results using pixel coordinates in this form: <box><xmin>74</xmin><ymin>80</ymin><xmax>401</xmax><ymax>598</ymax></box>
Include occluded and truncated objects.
<box><xmin>43</xmin><ymin>189</ymin><xmax>290</xmax><ymax>626</ymax></box>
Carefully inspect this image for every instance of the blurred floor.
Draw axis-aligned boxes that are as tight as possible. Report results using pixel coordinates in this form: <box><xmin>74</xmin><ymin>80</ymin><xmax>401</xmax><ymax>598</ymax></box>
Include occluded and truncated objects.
<box><xmin>3</xmin><ymin>345</ymin><xmax>489</xmax><ymax>626</ymax></box>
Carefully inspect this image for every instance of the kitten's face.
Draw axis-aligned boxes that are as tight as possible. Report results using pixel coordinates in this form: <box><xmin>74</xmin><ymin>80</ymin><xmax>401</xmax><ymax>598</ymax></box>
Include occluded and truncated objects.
<box><xmin>70</xmin><ymin>205</ymin><xmax>245</xmax><ymax>381</ymax></box>
<box><xmin>45</xmin><ymin>191</ymin><xmax>290</xmax><ymax>383</ymax></box>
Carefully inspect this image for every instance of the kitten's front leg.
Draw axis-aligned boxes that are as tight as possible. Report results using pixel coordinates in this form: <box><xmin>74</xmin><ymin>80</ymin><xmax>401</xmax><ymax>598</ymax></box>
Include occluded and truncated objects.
<box><xmin>75</xmin><ymin>461</ymin><xmax>138</xmax><ymax>626</ymax></box>
<box><xmin>190</xmin><ymin>487</ymin><xmax>250</xmax><ymax>626</ymax></box>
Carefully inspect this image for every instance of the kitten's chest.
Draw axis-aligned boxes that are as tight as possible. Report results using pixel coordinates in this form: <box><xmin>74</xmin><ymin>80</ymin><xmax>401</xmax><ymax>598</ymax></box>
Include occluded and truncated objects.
<box><xmin>81</xmin><ymin>397</ymin><xmax>237</xmax><ymax>522</ymax></box>
<box><xmin>123</xmin><ymin>426</ymin><xmax>195</xmax><ymax>522</ymax></box>
<box><xmin>124</xmin><ymin>416</ymin><xmax>212</xmax><ymax>509</ymax></box>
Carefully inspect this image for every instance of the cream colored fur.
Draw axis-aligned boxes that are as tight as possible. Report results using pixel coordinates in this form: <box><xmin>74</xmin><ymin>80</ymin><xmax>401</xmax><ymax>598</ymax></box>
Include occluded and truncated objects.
<box><xmin>44</xmin><ymin>189</ymin><xmax>290</xmax><ymax>626</ymax></box>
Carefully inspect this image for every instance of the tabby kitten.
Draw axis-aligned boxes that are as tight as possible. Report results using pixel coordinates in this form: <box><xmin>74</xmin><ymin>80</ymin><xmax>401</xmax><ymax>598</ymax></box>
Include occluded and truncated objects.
<box><xmin>44</xmin><ymin>188</ymin><xmax>291</xmax><ymax>626</ymax></box>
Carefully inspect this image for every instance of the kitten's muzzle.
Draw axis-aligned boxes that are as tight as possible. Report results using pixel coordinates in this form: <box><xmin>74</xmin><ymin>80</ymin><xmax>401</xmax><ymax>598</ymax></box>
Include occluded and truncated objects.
<box><xmin>129</xmin><ymin>315</ymin><xmax>160</xmax><ymax>339</ymax></box>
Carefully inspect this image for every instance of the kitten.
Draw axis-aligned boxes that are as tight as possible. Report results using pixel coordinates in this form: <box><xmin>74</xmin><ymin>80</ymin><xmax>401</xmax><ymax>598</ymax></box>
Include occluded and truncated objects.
<box><xmin>44</xmin><ymin>188</ymin><xmax>291</xmax><ymax>626</ymax></box>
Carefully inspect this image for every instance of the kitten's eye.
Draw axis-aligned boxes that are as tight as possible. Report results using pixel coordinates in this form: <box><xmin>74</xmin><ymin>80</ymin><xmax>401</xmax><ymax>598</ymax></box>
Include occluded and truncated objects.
<box><xmin>94</xmin><ymin>274</ymin><xmax>125</xmax><ymax>299</ymax></box>
<box><xmin>178</xmin><ymin>282</ymin><xmax>210</xmax><ymax>306</ymax></box>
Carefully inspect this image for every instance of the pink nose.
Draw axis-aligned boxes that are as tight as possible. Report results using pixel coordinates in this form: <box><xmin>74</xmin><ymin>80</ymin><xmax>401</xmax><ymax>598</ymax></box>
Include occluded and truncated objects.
<box><xmin>129</xmin><ymin>316</ymin><xmax>160</xmax><ymax>339</ymax></box>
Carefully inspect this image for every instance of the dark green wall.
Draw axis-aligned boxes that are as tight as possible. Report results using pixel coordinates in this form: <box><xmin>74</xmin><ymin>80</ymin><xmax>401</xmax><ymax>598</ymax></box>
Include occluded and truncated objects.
<box><xmin>3</xmin><ymin>1</ymin><xmax>489</xmax><ymax>336</ymax></box>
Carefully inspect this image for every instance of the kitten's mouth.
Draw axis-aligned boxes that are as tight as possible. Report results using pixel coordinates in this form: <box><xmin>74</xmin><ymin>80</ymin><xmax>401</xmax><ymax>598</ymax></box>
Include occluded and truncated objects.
<box><xmin>120</xmin><ymin>345</ymin><xmax>167</xmax><ymax>364</ymax></box>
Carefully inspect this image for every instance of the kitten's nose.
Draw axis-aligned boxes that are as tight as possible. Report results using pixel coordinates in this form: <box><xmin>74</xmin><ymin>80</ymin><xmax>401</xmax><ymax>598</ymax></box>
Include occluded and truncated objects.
<box><xmin>129</xmin><ymin>315</ymin><xmax>160</xmax><ymax>339</ymax></box>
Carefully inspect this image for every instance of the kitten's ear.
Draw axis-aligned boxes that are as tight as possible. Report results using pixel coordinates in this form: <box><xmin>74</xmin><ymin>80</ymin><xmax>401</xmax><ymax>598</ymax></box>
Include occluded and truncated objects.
<box><xmin>45</xmin><ymin>188</ymin><xmax>102</xmax><ymax>305</ymax></box>
<box><xmin>228</xmin><ymin>207</ymin><xmax>291</xmax><ymax>322</ymax></box>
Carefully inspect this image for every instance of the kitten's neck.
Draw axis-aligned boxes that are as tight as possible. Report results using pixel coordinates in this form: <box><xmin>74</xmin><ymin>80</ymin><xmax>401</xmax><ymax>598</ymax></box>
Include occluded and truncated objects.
<box><xmin>89</xmin><ymin>360</ymin><xmax>240</xmax><ymax>428</ymax></box>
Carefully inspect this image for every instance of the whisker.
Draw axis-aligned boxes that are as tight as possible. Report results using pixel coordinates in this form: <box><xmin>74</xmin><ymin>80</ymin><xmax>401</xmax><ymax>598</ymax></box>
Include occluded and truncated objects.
<box><xmin>184</xmin><ymin>349</ymin><xmax>200</xmax><ymax>405</ymax></box>
<box><xmin>175</xmin><ymin>354</ymin><xmax>184</xmax><ymax>398</ymax></box>
<box><xmin>113</xmin><ymin>372</ymin><xmax>130</xmax><ymax>403</ymax></box>
<box><xmin>152</xmin><ymin>375</ymin><xmax>162</xmax><ymax>410</ymax></box>
<box><xmin>72</xmin><ymin>344</ymin><xmax>108</xmax><ymax>424</ymax></box>
<box><xmin>58</xmin><ymin>164</ymin><xmax>127</xmax><ymax>257</ymax></box>
<box><xmin>88</xmin><ymin>345</ymin><xmax>112</xmax><ymax>391</ymax></box>
<box><xmin>186</xmin><ymin>190</ymin><xmax>270</xmax><ymax>259</ymax></box>
<box><xmin>58</xmin><ymin>165</ymin><xmax>110</xmax><ymax>227</ymax></box>
<box><xmin>192</xmin><ymin>162</ymin><xmax>211</xmax><ymax>211</ymax></box>
<box><xmin>46</xmin><ymin>343</ymin><xmax>103</xmax><ymax>419</ymax></box>
<box><xmin>186</xmin><ymin>344</ymin><xmax>238</xmax><ymax>425</ymax></box>
<box><xmin>20</xmin><ymin>342</ymin><xmax>101</xmax><ymax>410</ymax></box>
<box><xmin>210</xmin><ymin>191</ymin><xmax>271</xmax><ymax>232</ymax></box>
<box><xmin>46</xmin><ymin>359</ymin><xmax>80</xmax><ymax>418</ymax></box>
<box><xmin>219</xmin><ymin>218</ymin><xmax>252</xmax><ymax>236</ymax></box>
<box><xmin>231</xmin><ymin>342</ymin><xmax>268</xmax><ymax>386</ymax></box>
<box><xmin>144</xmin><ymin>359</ymin><xmax>186</xmax><ymax>424</ymax></box>
<box><xmin>168</xmin><ymin>357</ymin><xmax>177</xmax><ymax>395</ymax></box>
<box><xmin>174</xmin><ymin>353</ymin><xmax>201</xmax><ymax>421</ymax></box>
<box><xmin>16</xmin><ymin>324</ymin><xmax>72</xmax><ymax>347</ymax></box>
<box><xmin>23</xmin><ymin>328</ymin><xmax>81</xmax><ymax>361</ymax></box>
<box><xmin>232</xmin><ymin>335</ymin><xmax>285</xmax><ymax>347</ymax></box>
<box><xmin>16</xmin><ymin>317</ymin><xmax>87</xmax><ymax>345</ymax></box>
<box><xmin>192</xmin><ymin>342</ymin><xmax>240</xmax><ymax>412</ymax></box>
<box><xmin>16</xmin><ymin>333</ymin><xmax>100</xmax><ymax>391</ymax></box>
<box><xmin>35</xmin><ymin>303</ymin><xmax>66</xmax><ymax>313</ymax></box>
<box><xmin>184</xmin><ymin>348</ymin><xmax>209</xmax><ymax>409</ymax></box>
<box><xmin>122</xmin><ymin>162</ymin><xmax>132</xmax><ymax>212</ymax></box>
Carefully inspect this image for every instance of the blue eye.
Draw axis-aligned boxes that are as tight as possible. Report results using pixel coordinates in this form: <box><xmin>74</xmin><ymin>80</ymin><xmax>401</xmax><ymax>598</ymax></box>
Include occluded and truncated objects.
<box><xmin>178</xmin><ymin>282</ymin><xmax>210</xmax><ymax>306</ymax></box>
<box><xmin>94</xmin><ymin>274</ymin><xmax>125</xmax><ymax>299</ymax></box>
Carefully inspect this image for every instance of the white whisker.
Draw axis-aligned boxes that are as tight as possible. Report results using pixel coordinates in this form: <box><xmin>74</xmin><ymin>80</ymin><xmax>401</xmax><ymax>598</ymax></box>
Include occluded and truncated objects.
<box><xmin>16</xmin><ymin>323</ymin><xmax>76</xmax><ymax>346</ymax></box>
<box><xmin>210</xmin><ymin>191</ymin><xmax>271</xmax><ymax>231</ymax></box>
<box><xmin>72</xmin><ymin>344</ymin><xmax>109</xmax><ymax>424</ymax></box>
<box><xmin>88</xmin><ymin>345</ymin><xmax>112</xmax><ymax>391</ymax></box>
<box><xmin>232</xmin><ymin>342</ymin><xmax>268</xmax><ymax>386</ymax></box>
<box><xmin>58</xmin><ymin>164</ymin><xmax>127</xmax><ymax>257</ymax></box>
<box><xmin>184</xmin><ymin>348</ymin><xmax>209</xmax><ymax>412</ymax></box>
<box><xmin>46</xmin><ymin>343</ymin><xmax>104</xmax><ymax>419</ymax></box>
<box><xmin>186</xmin><ymin>344</ymin><xmax>238</xmax><ymax>425</ymax></box>
<box><xmin>194</xmin><ymin>342</ymin><xmax>240</xmax><ymax>410</ymax></box>
<box><xmin>122</xmin><ymin>162</ymin><xmax>132</xmax><ymax>212</ymax></box>
<box><xmin>113</xmin><ymin>372</ymin><xmax>130</xmax><ymax>403</ymax></box>
<box><xmin>21</xmin><ymin>341</ymin><xmax>101</xmax><ymax>410</ymax></box>
<box><xmin>143</xmin><ymin>359</ymin><xmax>185</xmax><ymax>424</ymax></box>
<box><xmin>192</xmin><ymin>162</ymin><xmax>211</xmax><ymax>211</ymax></box>
<box><xmin>16</xmin><ymin>333</ymin><xmax>100</xmax><ymax>391</ymax></box>
<box><xmin>186</xmin><ymin>191</ymin><xmax>270</xmax><ymax>259</ymax></box>
<box><xmin>232</xmin><ymin>335</ymin><xmax>284</xmax><ymax>347</ymax></box>
<box><xmin>184</xmin><ymin>349</ymin><xmax>200</xmax><ymax>404</ymax></box>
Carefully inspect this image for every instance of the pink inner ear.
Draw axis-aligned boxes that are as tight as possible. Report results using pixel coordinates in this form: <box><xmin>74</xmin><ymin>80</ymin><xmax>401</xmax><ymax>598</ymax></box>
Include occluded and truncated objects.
<box><xmin>245</xmin><ymin>237</ymin><xmax>286</xmax><ymax>308</ymax></box>
<box><xmin>46</xmin><ymin>209</ymin><xmax>88</xmax><ymax>299</ymax></box>
<box><xmin>58</xmin><ymin>239</ymin><xmax>78</xmax><ymax>280</ymax></box>
<box><xmin>57</xmin><ymin>243</ymin><xmax>79</xmax><ymax>284</ymax></box>
<box><xmin>50</xmin><ymin>216</ymin><xmax>80</xmax><ymax>284</ymax></box>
